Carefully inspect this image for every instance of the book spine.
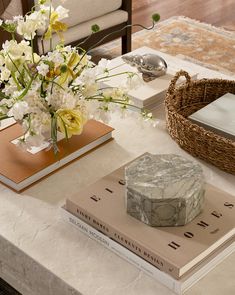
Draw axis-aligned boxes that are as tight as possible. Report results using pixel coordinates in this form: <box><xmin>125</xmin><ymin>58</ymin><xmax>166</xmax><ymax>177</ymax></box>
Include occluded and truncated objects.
<box><xmin>66</xmin><ymin>199</ymin><xmax>180</xmax><ymax>279</ymax></box>
<box><xmin>61</xmin><ymin>207</ymin><xmax>182</xmax><ymax>295</ymax></box>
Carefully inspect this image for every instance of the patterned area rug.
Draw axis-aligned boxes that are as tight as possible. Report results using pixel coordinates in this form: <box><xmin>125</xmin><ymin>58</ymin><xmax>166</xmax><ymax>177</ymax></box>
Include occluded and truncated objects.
<box><xmin>132</xmin><ymin>0</ymin><xmax>157</xmax><ymax>10</ymax></box>
<box><xmin>93</xmin><ymin>16</ymin><xmax>235</xmax><ymax>75</ymax></box>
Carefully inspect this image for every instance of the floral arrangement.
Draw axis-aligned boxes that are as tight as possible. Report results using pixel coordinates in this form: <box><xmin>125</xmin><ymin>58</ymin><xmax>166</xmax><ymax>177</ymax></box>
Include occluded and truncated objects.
<box><xmin>0</xmin><ymin>0</ymin><xmax>160</xmax><ymax>153</ymax></box>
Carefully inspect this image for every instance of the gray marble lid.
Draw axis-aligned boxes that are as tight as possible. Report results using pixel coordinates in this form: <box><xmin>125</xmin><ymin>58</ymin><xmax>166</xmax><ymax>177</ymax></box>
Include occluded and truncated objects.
<box><xmin>125</xmin><ymin>153</ymin><xmax>204</xmax><ymax>200</ymax></box>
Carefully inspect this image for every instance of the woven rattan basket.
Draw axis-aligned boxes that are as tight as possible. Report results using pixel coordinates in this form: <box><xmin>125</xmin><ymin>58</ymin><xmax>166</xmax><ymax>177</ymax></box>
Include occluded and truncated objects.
<box><xmin>165</xmin><ymin>70</ymin><xmax>235</xmax><ymax>175</ymax></box>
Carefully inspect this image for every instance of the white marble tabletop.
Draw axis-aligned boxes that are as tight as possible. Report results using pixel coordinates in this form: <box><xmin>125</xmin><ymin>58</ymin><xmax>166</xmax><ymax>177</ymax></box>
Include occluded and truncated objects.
<box><xmin>0</xmin><ymin>71</ymin><xmax>235</xmax><ymax>295</ymax></box>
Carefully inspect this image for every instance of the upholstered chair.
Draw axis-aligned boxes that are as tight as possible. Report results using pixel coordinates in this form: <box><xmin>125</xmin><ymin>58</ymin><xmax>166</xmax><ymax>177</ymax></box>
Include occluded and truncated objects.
<box><xmin>0</xmin><ymin>0</ymin><xmax>132</xmax><ymax>54</ymax></box>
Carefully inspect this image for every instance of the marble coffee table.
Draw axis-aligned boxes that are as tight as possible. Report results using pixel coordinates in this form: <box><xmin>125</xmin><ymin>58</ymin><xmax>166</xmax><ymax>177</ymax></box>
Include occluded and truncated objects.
<box><xmin>0</xmin><ymin>63</ymin><xmax>234</xmax><ymax>295</ymax></box>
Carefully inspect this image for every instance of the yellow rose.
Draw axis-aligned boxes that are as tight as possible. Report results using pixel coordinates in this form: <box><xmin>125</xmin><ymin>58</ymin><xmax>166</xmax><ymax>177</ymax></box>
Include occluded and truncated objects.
<box><xmin>56</xmin><ymin>109</ymin><xmax>87</xmax><ymax>138</ymax></box>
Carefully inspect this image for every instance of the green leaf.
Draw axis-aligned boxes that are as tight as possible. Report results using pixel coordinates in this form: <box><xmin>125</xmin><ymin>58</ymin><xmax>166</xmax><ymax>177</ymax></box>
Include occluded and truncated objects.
<box><xmin>0</xmin><ymin>114</ymin><xmax>8</xmax><ymax>121</ymax></box>
<box><xmin>60</xmin><ymin>64</ymin><xmax>68</xmax><ymax>73</ymax></box>
<box><xmin>0</xmin><ymin>91</ymin><xmax>9</xmax><ymax>100</ymax></box>
<box><xmin>57</xmin><ymin>113</ymin><xmax>69</xmax><ymax>141</ymax></box>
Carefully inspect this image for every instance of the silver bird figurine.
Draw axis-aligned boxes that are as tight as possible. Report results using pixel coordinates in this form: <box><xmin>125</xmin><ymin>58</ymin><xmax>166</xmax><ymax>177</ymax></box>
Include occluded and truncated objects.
<box><xmin>122</xmin><ymin>53</ymin><xmax>167</xmax><ymax>80</ymax></box>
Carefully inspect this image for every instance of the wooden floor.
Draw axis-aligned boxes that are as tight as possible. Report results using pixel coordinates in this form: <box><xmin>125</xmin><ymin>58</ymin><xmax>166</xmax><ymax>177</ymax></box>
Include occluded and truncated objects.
<box><xmin>132</xmin><ymin>0</ymin><xmax>235</xmax><ymax>32</ymax></box>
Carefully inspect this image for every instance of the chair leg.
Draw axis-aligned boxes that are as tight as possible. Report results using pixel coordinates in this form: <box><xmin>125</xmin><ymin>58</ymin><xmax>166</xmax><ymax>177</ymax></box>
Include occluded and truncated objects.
<box><xmin>122</xmin><ymin>27</ymin><xmax>132</xmax><ymax>54</ymax></box>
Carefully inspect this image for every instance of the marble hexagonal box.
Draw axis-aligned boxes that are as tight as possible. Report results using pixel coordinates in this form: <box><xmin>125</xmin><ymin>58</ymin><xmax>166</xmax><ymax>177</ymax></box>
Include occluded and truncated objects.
<box><xmin>125</xmin><ymin>153</ymin><xmax>205</xmax><ymax>227</ymax></box>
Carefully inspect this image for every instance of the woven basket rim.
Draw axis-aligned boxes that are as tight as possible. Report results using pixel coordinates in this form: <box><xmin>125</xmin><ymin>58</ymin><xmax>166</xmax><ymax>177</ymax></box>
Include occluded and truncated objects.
<box><xmin>165</xmin><ymin>78</ymin><xmax>235</xmax><ymax>108</ymax></box>
<box><xmin>165</xmin><ymin>74</ymin><xmax>235</xmax><ymax>146</ymax></box>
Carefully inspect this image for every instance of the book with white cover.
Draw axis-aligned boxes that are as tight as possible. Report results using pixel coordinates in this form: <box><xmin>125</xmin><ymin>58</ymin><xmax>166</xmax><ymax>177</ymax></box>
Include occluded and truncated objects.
<box><xmin>66</xmin><ymin>157</ymin><xmax>235</xmax><ymax>279</ymax></box>
<box><xmin>0</xmin><ymin>118</ymin><xmax>16</xmax><ymax>130</ymax></box>
<box><xmin>188</xmin><ymin>93</ymin><xmax>235</xmax><ymax>140</ymax></box>
<box><xmin>61</xmin><ymin>207</ymin><xmax>235</xmax><ymax>295</ymax></box>
<box><xmin>102</xmin><ymin>46</ymin><xmax>198</xmax><ymax>109</ymax></box>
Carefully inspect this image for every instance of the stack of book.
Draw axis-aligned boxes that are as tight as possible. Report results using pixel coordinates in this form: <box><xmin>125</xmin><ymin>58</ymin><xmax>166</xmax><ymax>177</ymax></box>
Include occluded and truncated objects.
<box><xmin>101</xmin><ymin>46</ymin><xmax>198</xmax><ymax>110</ymax></box>
<box><xmin>62</xmin><ymin>156</ymin><xmax>235</xmax><ymax>294</ymax></box>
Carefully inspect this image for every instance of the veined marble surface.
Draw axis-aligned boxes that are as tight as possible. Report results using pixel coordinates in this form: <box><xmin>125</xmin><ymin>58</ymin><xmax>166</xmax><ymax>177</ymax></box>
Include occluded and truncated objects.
<box><xmin>125</xmin><ymin>153</ymin><xmax>205</xmax><ymax>226</ymax></box>
<box><xmin>0</xmin><ymin>65</ymin><xmax>235</xmax><ymax>295</ymax></box>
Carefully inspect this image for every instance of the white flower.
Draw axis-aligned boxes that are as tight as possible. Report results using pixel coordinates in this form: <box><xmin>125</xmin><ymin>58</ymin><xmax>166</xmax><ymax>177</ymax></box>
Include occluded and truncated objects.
<box><xmin>0</xmin><ymin>98</ymin><xmax>13</xmax><ymax>108</ymax></box>
<box><xmin>17</xmin><ymin>19</ymin><xmax>38</xmax><ymax>40</ymax></box>
<box><xmin>0</xmin><ymin>19</ymin><xmax>3</xmax><ymax>26</ymax></box>
<box><xmin>24</xmin><ymin>94</ymin><xmax>47</xmax><ymax>114</ymax></box>
<box><xmin>82</xmin><ymin>83</ymin><xmax>98</xmax><ymax>98</ymax></box>
<box><xmin>2</xmin><ymin>40</ymin><xmax>31</xmax><ymax>61</ymax></box>
<box><xmin>5</xmin><ymin>20</ymin><xmax>14</xmax><ymax>25</ymax></box>
<box><xmin>13</xmin><ymin>15</ymin><xmax>24</xmax><ymax>22</ymax></box>
<box><xmin>8</xmin><ymin>101</ymin><xmax>29</xmax><ymax>120</ymax></box>
<box><xmin>123</xmin><ymin>73</ymin><xmax>143</xmax><ymax>90</ymax></box>
<box><xmin>17</xmin><ymin>11</ymin><xmax>47</xmax><ymax>40</ymax></box>
<box><xmin>76</xmin><ymin>69</ymin><xmax>99</xmax><ymax>98</ymax></box>
<box><xmin>47</xmin><ymin>88</ymin><xmax>77</xmax><ymax>110</ymax></box>
<box><xmin>0</xmin><ymin>55</ymin><xmax>4</xmax><ymax>66</ymax></box>
<box><xmin>47</xmin><ymin>51</ymin><xmax>64</xmax><ymax>65</ymax></box>
<box><xmin>103</xmin><ymin>88</ymin><xmax>128</xmax><ymax>101</ymax></box>
<box><xmin>1</xmin><ymin>77</ymin><xmax>18</xmax><ymax>96</ymax></box>
<box><xmin>56</xmin><ymin>6</ymin><xmax>69</xmax><ymax>20</ymax></box>
<box><xmin>36</xmin><ymin>63</ymin><xmax>49</xmax><ymax>76</ymax></box>
<box><xmin>60</xmin><ymin>45</ymin><xmax>72</xmax><ymax>52</ymax></box>
<box><xmin>79</xmin><ymin>68</ymin><xmax>96</xmax><ymax>85</ymax></box>
<box><xmin>30</xmin><ymin>112</ymin><xmax>51</xmax><ymax>133</ymax></box>
<box><xmin>0</xmin><ymin>68</ymin><xmax>11</xmax><ymax>81</ymax></box>
<box><xmin>96</xmin><ymin>58</ymin><xmax>110</xmax><ymax>75</ymax></box>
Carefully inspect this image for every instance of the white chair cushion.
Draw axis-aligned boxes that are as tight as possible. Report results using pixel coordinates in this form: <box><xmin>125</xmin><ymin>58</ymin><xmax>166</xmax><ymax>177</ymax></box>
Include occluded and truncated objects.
<box><xmin>39</xmin><ymin>9</ymin><xmax>128</xmax><ymax>53</ymax></box>
<box><xmin>2</xmin><ymin>0</ymin><xmax>122</xmax><ymax>28</ymax></box>
<box><xmin>1</xmin><ymin>0</ymin><xmax>23</xmax><ymax>19</ymax></box>
<box><xmin>38</xmin><ymin>0</ymin><xmax>122</xmax><ymax>28</ymax></box>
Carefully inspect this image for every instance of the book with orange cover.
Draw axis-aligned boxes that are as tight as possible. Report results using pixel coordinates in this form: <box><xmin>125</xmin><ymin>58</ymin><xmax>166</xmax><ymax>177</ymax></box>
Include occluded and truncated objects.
<box><xmin>0</xmin><ymin>120</ymin><xmax>114</xmax><ymax>191</ymax></box>
<box><xmin>66</xmin><ymin>157</ymin><xmax>235</xmax><ymax>279</ymax></box>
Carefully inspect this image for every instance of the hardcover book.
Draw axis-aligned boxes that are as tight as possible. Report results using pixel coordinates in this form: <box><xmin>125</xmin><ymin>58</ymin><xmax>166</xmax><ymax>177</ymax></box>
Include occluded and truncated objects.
<box><xmin>61</xmin><ymin>206</ymin><xmax>235</xmax><ymax>295</ymax></box>
<box><xmin>0</xmin><ymin>120</ymin><xmax>114</xmax><ymax>191</ymax></box>
<box><xmin>0</xmin><ymin>118</ymin><xmax>16</xmax><ymax>130</ymax></box>
<box><xmin>102</xmin><ymin>47</ymin><xmax>198</xmax><ymax>110</ymax></box>
<box><xmin>188</xmin><ymin>92</ymin><xmax>235</xmax><ymax>140</ymax></box>
<box><xmin>66</xmin><ymin>157</ymin><xmax>235</xmax><ymax>279</ymax></box>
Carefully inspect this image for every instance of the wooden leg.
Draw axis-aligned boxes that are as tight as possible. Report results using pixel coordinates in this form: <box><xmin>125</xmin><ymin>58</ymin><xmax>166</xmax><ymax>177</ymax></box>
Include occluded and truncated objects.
<box><xmin>0</xmin><ymin>28</ymin><xmax>11</xmax><ymax>49</ymax></box>
<box><xmin>122</xmin><ymin>27</ymin><xmax>132</xmax><ymax>54</ymax></box>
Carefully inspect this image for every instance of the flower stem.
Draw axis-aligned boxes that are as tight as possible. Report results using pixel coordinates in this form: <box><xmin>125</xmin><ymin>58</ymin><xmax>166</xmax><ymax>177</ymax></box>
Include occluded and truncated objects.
<box><xmin>49</xmin><ymin>4</ymin><xmax>53</xmax><ymax>51</ymax></box>
<box><xmin>6</xmin><ymin>53</ymin><xmax>25</xmax><ymax>87</ymax></box>
<box><xmin>86</xmin><ymin>95</ymin><xmax>141</xmax><ymax>110</ymax></box>
<box><xmin>31</xmin><ymin>35</ymin><xmax>35</xmax><ymax>63</ymax></box>
<box><xmin>95</xmin><ymin>71</ymin><xmax>135</xmax><ymax>82</ymax></box>
<box><xmin>87</xmin><ymin>21</ymin><xmax>157</xmax><ymax>53</ymax></box>
<box><xmin>11</xmin><ymin>72</ymin><xmax>22</xmax><ymax>91</ymax></box>
<box><xmin>0</xmin><ymin>114</ymin><xmax>9</xmax><ymax>120</ymax></box>
<box><xmin>17</xmin><ymin>75</ymin><xmax>37</xmax><ymax>100</ymax></box>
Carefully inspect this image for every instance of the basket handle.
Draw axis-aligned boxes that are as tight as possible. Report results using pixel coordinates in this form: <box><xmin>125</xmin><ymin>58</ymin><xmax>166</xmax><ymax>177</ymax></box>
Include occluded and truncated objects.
<box><xmin>167</xmin><ymin>70</ymin><xmax>191</xmax><ymax>94</ymax></box>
